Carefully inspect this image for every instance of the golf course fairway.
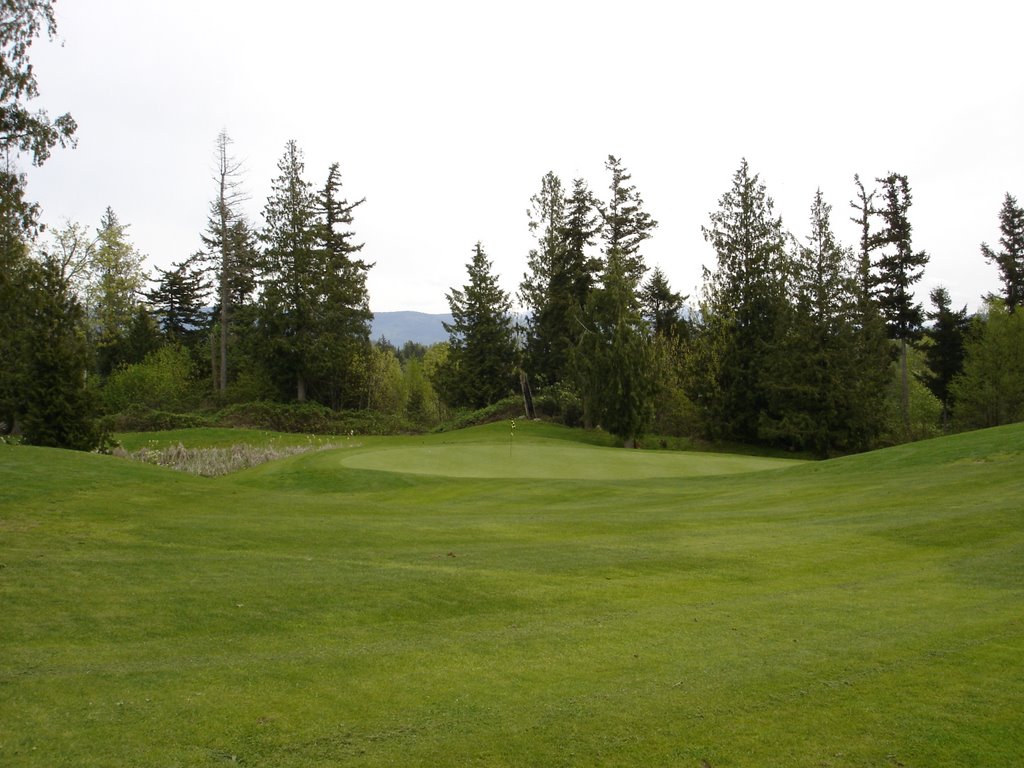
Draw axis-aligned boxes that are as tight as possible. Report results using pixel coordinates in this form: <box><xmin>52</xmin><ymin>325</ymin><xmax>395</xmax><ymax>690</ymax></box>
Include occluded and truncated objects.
<box><xmin>1</xmin><ymin>420</ymin><xmax>1021</xmax><ymax>767</ymax></box>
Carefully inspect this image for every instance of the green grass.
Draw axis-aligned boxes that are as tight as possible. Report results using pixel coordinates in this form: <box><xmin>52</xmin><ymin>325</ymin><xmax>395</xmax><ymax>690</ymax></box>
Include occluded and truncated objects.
<box><xmin>1</xmin><ymin>420</ymin><xmax>1022</xmax><ymax>766</ymax></box>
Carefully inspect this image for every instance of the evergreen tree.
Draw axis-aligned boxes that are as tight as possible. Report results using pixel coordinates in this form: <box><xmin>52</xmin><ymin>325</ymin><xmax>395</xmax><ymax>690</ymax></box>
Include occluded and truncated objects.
<box><xmin>696</xmin><ymin>159</ymin><xmax>788</xmax><ymax>441</ymax></box>
<box><xmin>0</xmin><ymin>0</ymin><xmax>76</xmax><ymax>168</ymax></box>
<box><xmin>600</xmin><ymin>155</ymin><xmax>657</xmax><ymax>285</ymax></box>
<box><xmin>640</xmin><ymin>266</ymin><xmax>686</xmax><ymax>339</ymax></box>
<box><xmin>147</xmin><ymin>254</ymin><xmax>210</xmax><ymax>348</ymax></box>
<box><xmin>847</xmin><ymin>174</ymin><xmax>892</xmax><ymax>449</ymax></box>
<box><xmin>759</xmin><ymin>190</ymin><xmax>862</xmax><ymax>454</ymax></box>
<box><xmin>258</xmin><ymin>140</ymin><xmax>320</xmax><ymax>402</ymax></box>
<box><xmin>873</xmin><ymin>172</ymin><xmax>929</xmax><ymax>434</ymax></box>
<box><xmin>574</xmin><ymin>248</ymin><xmax>655</xmax><ymax>447</ymax></box>
<box><xmin>89</xmin><ymin>207</ymin><xmax>148</xmax><ymax>375</ymax></box>
<box><xmin>311</xmin><ymin>161</ymin><xmax>373</xmax><ymax>409</ymax></box>
<box><xmin>518</xmin><ymin>171</ymin><xmax>567</xmax><ymax>385</ymax></box>
<box><xmin>922</xmin><ymin>286</ymin><xmax>970</xmax><ymax>427</ymax></box>
<box><xmin>980</xmin><ymin>192</ymin><xmax>1024</xmax><ymax>312</ymax></box>
<box><xmin>201</xmin><ymin>130</ymin><xmax>251</xmax><ymax>391</ymax></box>
<box><xmin>441</xmin><ymin>242</ymin><xmax>516</xmax><ymax>408</ymax></box>
<box><xmin>19</xmin><ymin>255</ymin><xmax>99</xmax><ymax>450</ymax></box>
<box><xmin>0</xmin><ymin>213</ymin><xmax>33</xmax><ymax>434</ymax></box>
<box><xmin>950</xmin><ymin>300</ymin><xmax>1024</xmax><ymax>428</ymax></box>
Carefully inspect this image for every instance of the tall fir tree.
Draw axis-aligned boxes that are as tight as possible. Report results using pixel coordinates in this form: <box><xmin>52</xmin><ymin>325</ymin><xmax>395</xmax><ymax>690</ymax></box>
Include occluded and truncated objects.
<box><xmin>847</xmin><ymin>174</ymin><xmax>892</xmax><ymax>449</ymax></box>
<box><xmin>980</xmin><ymin>192</ymin><xmax>1024</xmax><ymax>312</ymax></box>
<box><xmin>873</xmin><ymin>172</ymin><xmax>929</xmax><ymax>434</ymax></box>
<box><xmin>573</xmin><ymin>248</ymin><xmax>655</xmax><ymax>447</ymax></box>
<box><xmin>922</xmin><ymin>286</ymin><xmax>970</xmax><ymax>427</ymax></box>
<box><xmin>440</xmin><ymin>242</ymin><xmax>516</xmax><ymax>408</ymax></box>
<box><xmin>759</xmin><ymin>190</ymin><xmax>864</xmax><ymax>454</ymax></box>
<box><xmin>201</xmin><ymin>130</ymin><xmax>251</xmax><ymax>391</ymax></box>
<box><xmin>311</xmin><ymin>162</ymin><xmax>373</xmax><ymax>409</ymax></box>
<box><xmin>258</xmin><ymin>140</ymin><xmax>320</xmax><ymax>402</ymax></box>
<box><xmin>600</xmin><ymin>155</ymin><xmax>657</xmax><ymax>285</ymax></box>
<box><xmin>696</xmin><ymin>159</ymin><xmax>789</xmax><ymax>441</ymax></box>
<box><xmin>519</xmin><ymin>171</ymin><xmax>569</xmax><ymax>386</ymax></box>
<box><xmin>19</xmin><ymin>256</ymin><xmax>99</xmax><ymax>450</ymax></box>
<box><xmin>89</xmin><ymin>207</ymin><xmax>148</xmax><ymax>375</ymax></box>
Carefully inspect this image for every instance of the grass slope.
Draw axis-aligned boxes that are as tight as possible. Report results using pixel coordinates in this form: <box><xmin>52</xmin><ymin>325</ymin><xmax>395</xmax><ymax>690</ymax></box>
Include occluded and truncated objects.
<box><xmin>1</xmin><ymin>422</ymin><xmax>1021</xmax><ymax>766</ymax></box>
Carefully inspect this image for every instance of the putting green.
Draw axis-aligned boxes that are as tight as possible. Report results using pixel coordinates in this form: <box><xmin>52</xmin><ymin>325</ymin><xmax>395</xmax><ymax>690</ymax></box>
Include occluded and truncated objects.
<box><xmin>340</xmin><ymin>441</ymin><xmax>801</xmax><ymax>479</ymax></box>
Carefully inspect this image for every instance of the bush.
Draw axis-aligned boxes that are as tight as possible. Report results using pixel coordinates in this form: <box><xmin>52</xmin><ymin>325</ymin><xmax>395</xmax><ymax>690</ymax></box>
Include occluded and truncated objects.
<box><xmin>211</xmin><ymin>401</ymin><xmax>422</xmax><ymax>436</ymax></box>
<box><xmin>213</xmin><ymin>401</ymin><xmax>336</xmax><ymax>433</ymax></box>
<box><xmin>101</xmin><ymin>405</ymin><xmax>210</xmax><ymax>433</ymax></box>
<box><xmin>436</xmin><ymin>395</ymin><xmax>524</xmax><ymax>432</ymax></box>
<box><xmin>102</xmin><ymin>345</ymin><xmax>200</xmax><ymax>414</ymax></box>
<box><xmin>532</xmin><ymin>383</ymin><xmax>583</xmax><ymax>426</ymax></box>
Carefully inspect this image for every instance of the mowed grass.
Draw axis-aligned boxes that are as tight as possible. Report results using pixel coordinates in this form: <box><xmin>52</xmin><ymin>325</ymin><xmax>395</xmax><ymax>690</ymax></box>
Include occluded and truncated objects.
<box><xmin>0</xmin><ymin>420</ymin><xmax>1021</xmax><ymax>767</ymax></box>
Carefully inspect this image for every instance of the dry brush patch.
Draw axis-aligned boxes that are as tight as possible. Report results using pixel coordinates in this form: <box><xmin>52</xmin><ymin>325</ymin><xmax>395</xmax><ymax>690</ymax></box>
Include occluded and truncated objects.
<box><xmin>113</xmin><ymin>439</ymin><xmax>350</xmax><ymax>476</ymax></box>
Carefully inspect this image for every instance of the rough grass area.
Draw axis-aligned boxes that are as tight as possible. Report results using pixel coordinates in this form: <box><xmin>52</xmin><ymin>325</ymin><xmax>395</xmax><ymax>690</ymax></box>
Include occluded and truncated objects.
<box><xmin>1</xmin><ymin>421</ymin><xmax>1022</xmax><ymax>767</ymax></box>
<box><xmin>115</xmin><ymin>440</ymin><xmax>345</xmax><ymax>477</ymax></box>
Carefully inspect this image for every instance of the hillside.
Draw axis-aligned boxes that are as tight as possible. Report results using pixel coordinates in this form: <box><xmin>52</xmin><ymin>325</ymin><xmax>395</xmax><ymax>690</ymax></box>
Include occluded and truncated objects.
<box><xmin>370</xmin><ymin>310</ymin><xmax>453</xmax><ymax>346</ymax></box>
<box><xmin>0</xmin><ymin>423</ymin><xmax>1021</xmax><ymax>766</ymax></box>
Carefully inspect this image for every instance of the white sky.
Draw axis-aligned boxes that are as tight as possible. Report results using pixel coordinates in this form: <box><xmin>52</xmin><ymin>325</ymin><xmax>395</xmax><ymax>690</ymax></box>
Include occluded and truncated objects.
<box><xmin>24</xmin><ymin>0</ymin><xmax>1024</xmax><ymax>314</ymax></box>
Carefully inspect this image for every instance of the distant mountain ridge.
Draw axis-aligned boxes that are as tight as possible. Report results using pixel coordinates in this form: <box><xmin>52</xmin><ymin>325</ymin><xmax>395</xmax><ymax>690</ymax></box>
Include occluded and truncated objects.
<box><xmin>370</xmin><ymin>311</ymin><xmax>453</xmax><ymax>346</ymax></box>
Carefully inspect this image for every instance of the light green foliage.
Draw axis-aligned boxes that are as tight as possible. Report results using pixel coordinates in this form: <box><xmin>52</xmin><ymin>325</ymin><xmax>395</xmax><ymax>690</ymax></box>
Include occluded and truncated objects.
<box><xmin>365</xmin><ymin>345</ymin><xmax>406</xmax><ymax>414</ymax></box>
<box><xmin>402</xmin><ymin>357</ymin><xmax>442</xmax><ymax>426</ymax></box>
<box><xmin>89</xmin><ymin>207</ymin><xmax>148</xmax><ymax>374</ymax></box>
<box><xmin>102</xmin><ymin>345</ymin><xmax>199</xmax><ymax>414</ymax></box>
<box><xmin>951</xmin><ymin>300</ymin><xmax>1024</xmax><ymax>428</ymax></box>
<box><xmin>882</xmin><ymin>343</ymin><xmax>942</xmax><ymax>442</ymax></box>
<box><xmin>0</xmin><ymin>422</ymin><xmax>1022</xmax><ymax>766</ymax></box>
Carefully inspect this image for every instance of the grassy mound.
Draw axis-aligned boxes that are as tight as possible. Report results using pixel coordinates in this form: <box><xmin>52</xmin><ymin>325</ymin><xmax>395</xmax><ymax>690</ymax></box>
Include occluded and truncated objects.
<box><xmin>1</xmin><ymin>423</ymin><xmax>1021</xmax><ymax>766</ymax></box>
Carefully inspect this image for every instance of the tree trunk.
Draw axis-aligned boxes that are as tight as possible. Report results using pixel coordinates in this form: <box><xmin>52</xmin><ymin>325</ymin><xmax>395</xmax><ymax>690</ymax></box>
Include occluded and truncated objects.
<box><xmin>900</xmin><ymin>338</ymin><xmax>910</xmax><ymax>436</ymax></box>
<box><xmin>297</xmin><ymin>373</ymin><xmax>307</xmax><ymax>403</ymax></box>
<box><xmin>210</xmin><ymin>329</ymin><xmax>218</xmax><ymax>389</ymax></box>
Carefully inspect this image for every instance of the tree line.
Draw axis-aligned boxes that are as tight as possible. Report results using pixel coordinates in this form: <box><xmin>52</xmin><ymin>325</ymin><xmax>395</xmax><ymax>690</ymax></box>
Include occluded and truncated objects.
<box><xmin>442</xmin><ymin>158</ymin><xmax>1024</xmax><ymax>454</ymax></box>
<box><xmin>2</xmin><ymin>1</ymin><xmax>1022</xmax><ymax>453</ymax></box>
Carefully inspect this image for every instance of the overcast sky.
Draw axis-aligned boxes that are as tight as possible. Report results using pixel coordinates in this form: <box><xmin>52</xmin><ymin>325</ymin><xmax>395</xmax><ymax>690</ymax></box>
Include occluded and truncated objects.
<box><xmin>24</xmin><ymin>0</ymin><xmax>1024</xmax><ymax>314</ymax></box>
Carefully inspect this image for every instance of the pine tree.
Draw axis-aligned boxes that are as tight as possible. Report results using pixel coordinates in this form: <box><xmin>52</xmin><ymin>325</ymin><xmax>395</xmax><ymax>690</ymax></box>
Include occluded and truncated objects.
<box><xmin>311</xmin><ymin>162</ymin><xmax>372</xmax><ymax>409</ymax></box>
<box><xmin>519</xmin><ymin>171</ymin><xmax>568</xmax><ymax>385</ymax></box>
<box><xmin>258</xmin><ymin>140</ymin><xmax>320</xmax><ymax>402</ymax></box>
<box><xmin>640</xmin><ymin>267</ymin><xmax>686</xmax><ymax>339</ymax></box>
<box><xmin>847</xmin><ymin>174</ymin><xmax>892</xmax><ymax>449</ymax></box>
<box><xmin>600</xmin><ymin>155</ymin><xmax>657</xmax><ymax>285</ymax></box>
<box><xmin>697</xmin><ymin>159</ymin><xmax>788</xmax><ymax>441</ymax></box>
<box><xmin>0</xmin><ymin>0</ymin><xmax>76</xmax><ymax>168</ymax></box>
<box><xmin>147</xmin><ymin>254</ymin><xmax>210</xmax><ymax>348</ymax></box>
<box><xmin>950</xmin><ymin>299</ymin><xmax>1024</xmax><ymax>428</ymax></box>
<box><xmin>574</xmin><ymin>248</ymin><xmax>655</xmax><ymax>447</ymax></box>
<box><xmin>922</xmin><ymin>286</ymin><xmax>970</xmax><ymax>427</ymax></box>
<box><xmin>90</xmin><ymin>207</ymin><xmax>148</xmax><ymax>375</ymax></box>
<box><xmin>200</xmin><ymin>130</ymin><xmax>251</xmax><ymax>392</ymax></box>
<box><xmin>19</xmin><ymin>256</ymin><xmax>99</xmax><ymax>450</ymax></box>
<box><xmin>759</xmin><ymin>190</ymin><xmax>862</xmax><ymax>454</ymax></box>
<box><xmin>980</xmin><ymin>193</ymin><xmax>1024</xmax><ymax>312</ymax></box>
<box><xmin>441</xmin><ymin>242</ymin><xmax>516</xmax><ymax>408</ymax></box>
<box><xmin>873</xmin><ymin>172</ymin><xmax>929</xmax><ymax>434</ymax></box>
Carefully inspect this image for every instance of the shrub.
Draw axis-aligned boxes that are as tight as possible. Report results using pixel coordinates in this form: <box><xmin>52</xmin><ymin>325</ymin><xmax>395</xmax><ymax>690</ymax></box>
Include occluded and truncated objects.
<box><xmin>101</xmin><ymin>405</ymin><xmax>210</xmax><ymax>433</ymax></box>
<box><xmin>101</xmin><ymin>345</ymin><xmax>200</xmax><ymax>414</ymax></box>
